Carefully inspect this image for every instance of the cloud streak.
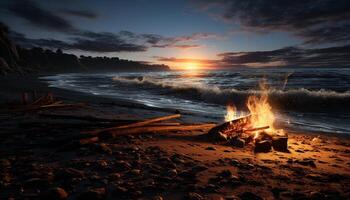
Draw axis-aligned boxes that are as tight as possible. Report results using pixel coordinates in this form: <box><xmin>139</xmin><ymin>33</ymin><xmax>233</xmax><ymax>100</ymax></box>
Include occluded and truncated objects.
<box><xmin>60</xmin><ymin>9</ymin><xmax>98</xmax><ymax>19</ymax></box>
<box><xmin>156</xmin><ymin>45</ymin><xmax>350</xmax><ymax>68</ymax></box>
<box><xmin>219</xmin><ymin>45</ymin><xmax>350</xmax><ymax>68</ymax></box>
<box><xmin>192</xmin><ymin>0</ymin><xmax>350</xmax><ymax>45</ymax></box>
<box><xmin>6</xmin><ymin>0</ymin><xmax>76</xmax><ymax>32</ymax></box>
<box><xmin>4</xmin><ymin>0</ymin><xmax>215</xmax><ymax>53</ymax></box>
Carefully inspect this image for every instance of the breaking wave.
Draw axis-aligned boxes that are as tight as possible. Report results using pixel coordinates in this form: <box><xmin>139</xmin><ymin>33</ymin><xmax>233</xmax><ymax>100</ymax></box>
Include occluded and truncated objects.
<box><xmin>112</xmin><ymin>75</ymin><xmax>350</xmax><ymax>112</ymax></box>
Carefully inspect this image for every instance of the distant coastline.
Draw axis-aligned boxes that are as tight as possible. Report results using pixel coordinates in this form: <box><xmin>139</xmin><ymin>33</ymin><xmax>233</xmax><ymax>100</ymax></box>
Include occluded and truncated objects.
<box><xmin>0</xmin><ymin>22</ymin><xmax>170</xmax><ymax>75</ymax></box>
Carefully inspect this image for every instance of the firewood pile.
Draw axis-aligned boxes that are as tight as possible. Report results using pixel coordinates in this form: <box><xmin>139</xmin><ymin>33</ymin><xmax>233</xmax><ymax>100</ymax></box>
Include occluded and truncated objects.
<box><xmin>206</xmin><ymin>115</ymin><xmax>288</xmax><ymax>153</ymax></box>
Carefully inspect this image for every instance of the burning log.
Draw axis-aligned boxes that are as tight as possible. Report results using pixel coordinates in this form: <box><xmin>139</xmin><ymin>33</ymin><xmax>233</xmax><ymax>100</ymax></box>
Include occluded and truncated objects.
<box><xmin>244</xmin><ymin>126</ymin><xmax>270</xmax><ymax>133</ymax></box>
<box><xmin>207</xmin><ymin>115</ymin><xmax>251</xmax><ymax>141</ymax></box>
<box><xmin>85</xmin><ymin>114</ymin><xmax>181</xmax><ymax>135</ymax></box>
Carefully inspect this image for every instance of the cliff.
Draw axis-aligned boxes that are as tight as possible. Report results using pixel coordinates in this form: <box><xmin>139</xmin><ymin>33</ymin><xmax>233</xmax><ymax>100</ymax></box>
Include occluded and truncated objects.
<box><xmin>0</xmin><ymin>22</ymin><xmax>22</xmax><ymax>74</ymax></box>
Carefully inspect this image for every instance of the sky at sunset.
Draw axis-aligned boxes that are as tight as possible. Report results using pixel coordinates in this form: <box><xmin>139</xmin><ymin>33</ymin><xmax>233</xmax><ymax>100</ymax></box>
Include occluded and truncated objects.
<box><xmin>1</xmin><ymin>0</ymin><xmax>350</xmax><ymax>70</ymax></box>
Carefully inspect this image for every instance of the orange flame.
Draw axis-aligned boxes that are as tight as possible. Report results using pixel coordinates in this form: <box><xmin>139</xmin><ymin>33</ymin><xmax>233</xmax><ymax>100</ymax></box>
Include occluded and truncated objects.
<box><xmin>225</xmin><ymin>81</ymin><xmax>284</xmax><ymax>138</ymax></box>
<box><xmin>225</xmin><ymin>103</ymin><xmax>243</xmax><ymax>122</ymax></box>
<box><xmin>246</xmin><ymin>81</ymin><xmax>275</xmax><ymax>135</ymax></box>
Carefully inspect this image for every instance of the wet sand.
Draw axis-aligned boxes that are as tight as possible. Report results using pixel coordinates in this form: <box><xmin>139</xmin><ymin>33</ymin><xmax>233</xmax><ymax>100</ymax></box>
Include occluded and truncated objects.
<box><xmin>0</xmin><ymin>75</ymin><xmax>349</xmax><ymax>200</ymax></box>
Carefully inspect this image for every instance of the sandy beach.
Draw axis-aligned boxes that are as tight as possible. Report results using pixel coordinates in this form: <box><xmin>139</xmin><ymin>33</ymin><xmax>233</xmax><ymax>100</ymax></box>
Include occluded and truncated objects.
<box><xmin>0</xmin><ymin>75</ymin><xmax>349</xmax><ymax>200</ymax></box>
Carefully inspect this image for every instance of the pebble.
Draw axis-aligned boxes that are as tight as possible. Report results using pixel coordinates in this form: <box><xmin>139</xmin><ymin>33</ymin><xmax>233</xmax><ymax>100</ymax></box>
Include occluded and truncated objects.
<box><xmin>95</xmin><ymin>143</ymin><xmax>113</xmax><ymax>155</ymax></box>
<box><xmin>152</xmin><ymin>195</ymin><xmax>163</xmax><ymax>200</ymax></box>
<box><xmin>205</xmin><ymin>146</ymin><xmax>216</xmax><ymax>151</ymax></box>
<box><xmin>230</xmin><ymin>137</ymin><xmax>245</xmax><ymax>148</ymax></box>
<box><xmin>187</xmin><ymin>192</ymin><xmax>204</xmax><ymax>200</ymax></box>
<box><xmin>239</xmin><ymin>192</ymin><xmax>263</xmax><ymax>200</ymax></box>
<box><xmin>76</xmin><ymin>188</ymin><xmax>106</xmax><ymax>200</ymax></box>
<box><xmin>42</xmin><ymin>187</ymin><xmax>68</xmax><ymax>200</ymax></box>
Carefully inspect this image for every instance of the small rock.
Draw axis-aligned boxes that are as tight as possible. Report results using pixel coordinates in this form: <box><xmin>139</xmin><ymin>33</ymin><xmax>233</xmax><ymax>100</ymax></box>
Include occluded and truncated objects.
<box><xmin>272</xmin><ymin>136</ymin><xmax>288</xmax><ymax>151</ymax></box>
<box><xmin>239</xmin><ymin>192</ymin><xmax>263</xmax><ymax>200</ymax></box>
<box><xmin>254</xmin><ymin>140</ymin><xmax>272</xmax><ymax>153</ymax></box>
<box><xmin>115</xmin><ymin>160</ymin><xmax>132</xmax><ymax>171</ymax></box>
<box><xmin>187</xmin><ymin>192</ymin><xmax>204</xmax><ymax>200</ymax></box>
<box><xmin>41</xmin><ymin>187</ymin><xmax>68</xmax><ymax>200</ymax></box>
<box><xmin>130</xmin><ymin>169</ymin><xmax>141</xmax><ymax>176</ymax></box>
<box><xmin>95</xmin><ymin>143</ymin><xmax>112</xmax><ymax>155</ymax></box>
<box><xmin>207</xmin><ymin>194</ymin><xmax>225</xmax><ymax>200</ymax></box>
<box><xmin>230</xmin><ymin>137</ymin><xmax>245</xmax><ymax>148</ymax></box>
<box><xmin>152</xmin><ymin>195</ymin><xmax>163</xmax><ymax>200</ymax></box>
<box><xmin>217</xmin><ymin>169</ymin><xmax>232</xmax><ymax>178</ymax></box>
<box><xmin>225</xmin><ymin>194</ymin><xmax>240</xmax><ymax>200</ymax></box>
<box><xmin>76</xmin><ymin>188</ymin><xmax>106</xmax><ymax>200</ymax></box>
<box><xmin>112</xmin><ymin>186</ymin><xmax>128</xmax><ymax>196</ymax></box>
<box><xmin>166</xmin><ymin>169</ymin><xmax>178</xmax><ymax>177</ymax></box>
<box><xmin>205</xmin><ymin>146</ymin><xmax>216</xmax><ymax>151</ymax></box>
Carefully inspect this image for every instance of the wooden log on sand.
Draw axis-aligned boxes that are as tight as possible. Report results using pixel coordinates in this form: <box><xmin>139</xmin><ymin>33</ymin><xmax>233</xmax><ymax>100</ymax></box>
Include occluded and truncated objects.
<box><xmin>85</xmin><ymin>114</ymin><xmax>181</xmax><ymax>135</ymax></box>
<box><xmin>79</xmin><ymin>136</ymin><xmax>99</xmax><ymax>145</ymax></box>
<box><xmin>109</xmin><ymin>123</ymin><xmax>216</xmax><ymax>137</ymax></box>
<box><xmin>14</xmin><ymin>102</ymin><xmax>86</xmax><ymax>112</ymax></box>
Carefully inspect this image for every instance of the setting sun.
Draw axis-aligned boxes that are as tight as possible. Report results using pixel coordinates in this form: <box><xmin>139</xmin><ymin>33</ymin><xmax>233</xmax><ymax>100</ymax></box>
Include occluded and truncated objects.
<box><xmin>183</xmin><ymin>62</ymin><xmax>199</xmax><ymax>70</ymax></box>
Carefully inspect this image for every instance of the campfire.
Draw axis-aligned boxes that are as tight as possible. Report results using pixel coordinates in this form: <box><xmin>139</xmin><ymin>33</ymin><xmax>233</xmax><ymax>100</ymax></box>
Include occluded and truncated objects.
<box><xmin>208</xmin><ymin>82</ymin><xmax>288</xmax><ymax>153</ymax></box>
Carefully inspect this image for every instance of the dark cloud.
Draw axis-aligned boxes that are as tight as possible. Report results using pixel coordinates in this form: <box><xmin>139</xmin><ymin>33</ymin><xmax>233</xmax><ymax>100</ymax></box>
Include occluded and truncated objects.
<box><xmin>3</xmin><ymin>0</ymin><xmax>216</xmax><ymax>52</ymax></box>
<box><xmin>218</xmin><ymin>45</ymin><xmax>350</xmax><ymax>68</ymax></box>
<box><xmin>192</xmin><ymin>0</ymin><xmax>350</xmax><ymax>45</ymax></box>
<box><xmin>60</xmin><ymin>9</ymin><xmax>98</xmax><ymax>19</ymax></box>
<box><xmin>10</xmin><ymin>31</ymin><xmax>147</xmax><ymax>53</ymax></box>
<box><xmin>6</xmin><ymin>0</ymin><xmax>75</xmax><ymax>32</ymax></box>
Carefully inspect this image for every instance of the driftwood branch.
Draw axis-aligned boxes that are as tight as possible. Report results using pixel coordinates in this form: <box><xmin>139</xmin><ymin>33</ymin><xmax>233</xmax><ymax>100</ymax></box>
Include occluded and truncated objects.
<box><xmin>109</xmin><ymin>123</ymin><xmax>216</xmax><ymax>137</ymax></box>
<box><xmin>85</xmin><ymin>114</ymin><xmax>181</xmax><ymax>135</ymax></box>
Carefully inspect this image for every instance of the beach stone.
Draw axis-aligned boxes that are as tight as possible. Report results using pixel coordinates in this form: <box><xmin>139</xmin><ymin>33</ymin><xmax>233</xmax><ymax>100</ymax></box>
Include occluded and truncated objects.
<box><xmin>0</xmin><ymin>159</ymin><xmax>11</xmax><ymax>168</ymax></box>
<box><xmin>76</xmin><ymin>188</ymin><xmax>106</xmax><ymax>200</ymax></box>
<box><xmin>56</xmin><ymin>168</ymin><xmax>84</xmax><ymax>180</ymax></box>
<box><xmin>272</xmin><ymin>136</ymin><xmax>288</xmax><ymax>151</ymax></box>
<box><xmin>115</xmin><ymin>160</ymin><xmax>132</xmax><ymax>171</ymax></box>
<box><xmin>295</xmin><ymin>159</ymin><xmax>316</xmax><ymax>168</ymax></box>
<box><xmin>254</xmin><ymin>140</ymin><xmax>272</xmax><ymax>153</ymax></box>
<box><xmin>130</xmin><ymin>169</ymin><xmax>141</xmax><ymax>176</ymax></box>
<box><xmin>217</xmin><ymin>169</ymin><xmax>232</xmax><ymax>178</ymax></box>
<box><xmin>230</xmin><ymin>137</ymin><xmax>245</xmax><ymax>148</ymax></box>
<box><xmin>191</xmin><ymin>165</ymin><xmax>208</xmax><ymax>172</ymax></box>
<box><xmin>152</xmin><ymin>195</ymin><xmax>163</xmax><ymax>200</ymax></box>
<box><xmin>166</xmin><ymin>169</ymin><xmax>178</xmax><ymax>177</ymax></box>
<box><xmin>41</xmin><ymin>187</ymin><xmax>68</xmax><ymax>200</ymax></box>
<box><xmin>225</xmin><ymin>194</ymin><xmax>240</xmax><ymax>200</ymax></box>
<box><xmin>95</xmin><ymin>143</ymin><xmax>112</xmax><ymax>155</ymax></box>
<box><xmin>187</xmin><ymin>192</ymin><xmax>204</xmax><ymax>200</ymax></box>
<box><xmin>207</xmin><ymin>194</ymin><xmax>224</xmax><ymax>200</ymax></box>
<box><xmin>205</xmin><ymin>146</ymin><xmax>216</xmax><ymax>151</ymax></box>
<box><xmin>111</xmin><ymin>186</ymin><xmax>128</xmax><ymax>196</ymax></box>
<box><xmin>239</xmin><ymin>192</ymin><xmax>263</xmax><ymax>200</ymax></box>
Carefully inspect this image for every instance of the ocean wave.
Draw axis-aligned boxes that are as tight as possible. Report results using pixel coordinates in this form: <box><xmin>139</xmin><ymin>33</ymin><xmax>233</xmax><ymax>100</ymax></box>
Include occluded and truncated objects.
<box><xmin>112</xmin><ymin>76</ymin><xmax>350</xmax><ymax>112</ymax></box>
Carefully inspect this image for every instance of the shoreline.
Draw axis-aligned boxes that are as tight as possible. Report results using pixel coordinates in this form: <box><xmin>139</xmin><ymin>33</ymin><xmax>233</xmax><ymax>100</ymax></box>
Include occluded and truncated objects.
<box><xmin>0</xmin><ymin>74</ymin><xmax>349</xmax><ymax>199</ymax></box>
